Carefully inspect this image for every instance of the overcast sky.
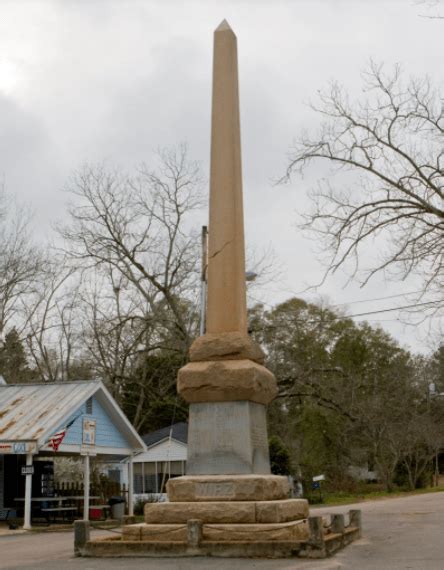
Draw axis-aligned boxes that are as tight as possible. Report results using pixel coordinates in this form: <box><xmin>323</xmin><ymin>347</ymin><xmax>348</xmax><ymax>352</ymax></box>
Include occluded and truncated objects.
<box><xmin>0</xmin><ymin>0</ymin><xmax>442</xmax><ymax>353</ymax></box>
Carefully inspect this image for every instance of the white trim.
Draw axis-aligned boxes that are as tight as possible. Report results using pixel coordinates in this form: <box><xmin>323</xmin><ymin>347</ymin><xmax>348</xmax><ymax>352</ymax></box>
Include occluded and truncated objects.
<box><xmin>39</xmin><ymin>443</ymin><xmax>135</xmax><ymax>456</ymax></box>
<box><xmin>93</xmin><ymin>384</ymin><xmax>146</xmax><ymax>451</ymax></box>
<box><xmin>128</xmin><ymin>456</ymin><xmax>134</xmax><ymax>516</ymax></box>
<box><xmin>144</xmin><ymin>436</ymin><xmax>187</xmax><ymax>451</ymax></box>
<box><xmin>23</xmin><ymin>453</ymin><xmax>33</xmax><ymax>530</ymax></box>
<box><xmin>83</xmin><ymin>455</ymin><xmax>90</xmax><ymax>521</ymax></box>
<box><xmin>142</xmin><ymin>461</ymin><xmax>145</xmax><ymax>494</ymax></box>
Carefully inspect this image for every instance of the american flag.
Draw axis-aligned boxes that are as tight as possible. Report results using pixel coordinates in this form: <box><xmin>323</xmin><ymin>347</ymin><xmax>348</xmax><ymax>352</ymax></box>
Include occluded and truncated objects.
<box><xmin>48</xmin><ymin>429</ymin><xmax>66</xmax><ymax>451</ymax></box>
<box><xmin>47</xmin><ymin>412</ymin><xmax>81</xmax><ymax>452</ymax></box>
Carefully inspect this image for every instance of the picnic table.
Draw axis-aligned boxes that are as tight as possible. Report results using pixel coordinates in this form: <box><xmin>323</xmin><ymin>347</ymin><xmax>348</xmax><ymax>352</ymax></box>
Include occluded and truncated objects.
<box><xmin>14</xmin><ymin>496</ymin><xmax>100</xmax><ymax>522</ymax></box>
<box><xmin>0</xmin><ymin>508</ymin><xmax>13</xmax><ymax>521</ymax></box>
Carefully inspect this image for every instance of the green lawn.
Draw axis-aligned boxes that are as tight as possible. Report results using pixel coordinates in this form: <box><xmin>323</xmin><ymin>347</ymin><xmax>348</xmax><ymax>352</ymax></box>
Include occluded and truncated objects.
<box><xmin>309</xmin><ymin>485</ymin><xmax>444</xmax><ymax>507</ymax></box>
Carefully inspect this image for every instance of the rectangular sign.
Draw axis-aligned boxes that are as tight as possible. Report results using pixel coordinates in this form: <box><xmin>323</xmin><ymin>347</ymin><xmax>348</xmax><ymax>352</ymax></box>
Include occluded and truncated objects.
<box><xmin>312</xmin><ymin>474</ymin><xmax>325</xmax><ymax>482</ymax></box>
<box><xmin>82</xmin><ymin>419</ymin><xmax>96</xmax><ymax>446</ymax></box>
<box><xmin>80</xmin><ymin>446</ymin><xmax>97</xmax><ymax>456</ymax></box>
<box><xmin>21</xmin><ymin>466</ymin><xmax>34</xmax><ymax>475</ymax></box>
<box><xmin>0</xmin><ymin>442</ymin><xmax>36</xmax><ymax>454</ymax></box>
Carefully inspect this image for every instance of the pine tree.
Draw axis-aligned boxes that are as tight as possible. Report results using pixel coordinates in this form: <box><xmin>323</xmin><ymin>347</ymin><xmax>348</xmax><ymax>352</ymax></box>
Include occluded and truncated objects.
<box><xmin>0</xmin><ymin>329</ymin><xmax>32</xmax><ymax>383</ymax></box>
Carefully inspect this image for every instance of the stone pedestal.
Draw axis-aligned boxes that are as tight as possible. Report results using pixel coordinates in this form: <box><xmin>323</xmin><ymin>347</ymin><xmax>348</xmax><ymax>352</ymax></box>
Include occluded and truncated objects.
<box><xmin>166</xmin><ymin>475</ymin><xmax>289</xmax><ymax>502</ymax></box>
<box><xmin>187</xmin><ymin>401</ymin><xmax>270</xmax><ymax>474</ymax></box>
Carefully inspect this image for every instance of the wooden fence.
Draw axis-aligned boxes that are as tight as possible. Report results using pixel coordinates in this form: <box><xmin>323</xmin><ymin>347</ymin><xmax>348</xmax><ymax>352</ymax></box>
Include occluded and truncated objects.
<box><xmin>54</xmin><ymin>480</ymin><xmax>128</xmax><ymax>501</ymax></box>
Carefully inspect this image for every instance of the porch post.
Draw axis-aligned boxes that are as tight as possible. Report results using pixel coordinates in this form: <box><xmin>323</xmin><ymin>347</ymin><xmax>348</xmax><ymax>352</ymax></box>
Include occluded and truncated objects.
<box><xmin>155</xmin><ymin>460</ymin><xmax>158</xmax><ymax>493</ymax></box>
<box><xmin>128</xmin><ymin>455</ymin><xmax>134</xmax><ymax>516</ymax></box>
<box><xmin>23</xmin><ymin>452</ymin><xmax>34</xmax><ymax>530</ymax></box>
<box><xmin>141</xmin><ymin>461</ymin><xmax>145</xmax><ymax>494</ymax></box>
<box><xmin>83</xmin><ymin>454</ymin><xmax>90</xmax><ymax>521</ymax></box>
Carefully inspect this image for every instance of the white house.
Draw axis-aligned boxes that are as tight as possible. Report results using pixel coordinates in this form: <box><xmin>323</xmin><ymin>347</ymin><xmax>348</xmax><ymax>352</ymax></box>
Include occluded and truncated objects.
<box><xmin>119</xmin><ymin>422</ymin><xmax>187</xmax><ymax>500</ymax></box>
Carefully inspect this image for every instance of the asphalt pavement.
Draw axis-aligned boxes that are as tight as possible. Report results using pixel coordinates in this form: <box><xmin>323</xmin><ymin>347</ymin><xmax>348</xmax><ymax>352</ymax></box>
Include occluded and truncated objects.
<box><xmin>1</xmin><ymin>491</ymin><xmax>444</xmax><ymax>570</ymax></box>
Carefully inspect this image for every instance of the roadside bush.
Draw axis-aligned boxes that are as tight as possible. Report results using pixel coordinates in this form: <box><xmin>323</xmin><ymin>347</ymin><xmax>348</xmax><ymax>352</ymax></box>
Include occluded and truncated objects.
<box><xmin>133</xmin><ymin>494</ymin><xmax>160</xmax><ymax>516</ymax></box>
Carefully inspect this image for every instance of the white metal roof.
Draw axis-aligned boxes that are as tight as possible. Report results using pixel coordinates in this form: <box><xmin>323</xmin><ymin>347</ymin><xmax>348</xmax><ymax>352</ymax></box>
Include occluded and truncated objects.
<box><xmin>0</xmin><ymin>380</ymin><xmax>145</xmax><ymax>453</ymax></box>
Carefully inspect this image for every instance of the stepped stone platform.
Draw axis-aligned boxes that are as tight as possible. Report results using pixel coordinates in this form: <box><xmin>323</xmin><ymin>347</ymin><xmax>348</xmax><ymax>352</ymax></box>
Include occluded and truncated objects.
<box><xmin>142</xmin><ymin>498</ymin><xmax>308</xmax><ymax>524</ymax></box>
<box><xmin>75</xmin><ymin>509</ymin><xmax>362</xmax><ymax>559</ymax></box>
<box><xmin>119</xmin><ymin>475</ymin><xmax>310</xmax><ymax>544</ymax></box>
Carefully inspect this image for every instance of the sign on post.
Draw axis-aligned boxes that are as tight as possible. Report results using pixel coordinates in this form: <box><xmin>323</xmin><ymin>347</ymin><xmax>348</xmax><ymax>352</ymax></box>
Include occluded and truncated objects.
<box><xmin>81</xmin><ymin>419</ymin><xmax>97</xmax><ymax>456</ymax></box>
<box><xmin>312</xmin><ymin>474</ymin><xmax>325</xmax><ymax>501</ymax></box>
<box><xmin>312</xmin><ymin>474</ymin><xmax>325</xmax><ymax>482</ymax></box>
<box><xmin>82</xmin><ymin>419</ymin><xmax>96</xmax><ymax>445</ymax></box>
<box><xmin>21</xmin><ymin>466</ymin><xmax>34</xmax><ymax>476</ymax></box>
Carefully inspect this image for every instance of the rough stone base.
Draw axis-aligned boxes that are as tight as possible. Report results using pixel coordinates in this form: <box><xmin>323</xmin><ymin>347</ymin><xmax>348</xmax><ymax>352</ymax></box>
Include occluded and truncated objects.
<box><xmin>144</xmin><ymin>499</ymin><xmax>308</xmax><ymax>524</ymax></box>
<box><xmin>83</xmin><ymin>537</ymin><xmax>307</xmax><ymax>558</ymax></box>
<box><xmin>123</xmin><ymin>520</ymin><xmax>308</xmax><ymax>543</ymax></box>
<box><xmin>122</xmin><ymin>523</ymin><xmax>187</xmax><ymax>542</ymax></box>
<box><xmin>80</xmin><ymin>510</ymin><xmax>362</xmax><ymax>559</ymax></box>
<box><xmin>166</xmin><ymin>474</ymin><xmax>289</xmax><ymax>502</ymax></box>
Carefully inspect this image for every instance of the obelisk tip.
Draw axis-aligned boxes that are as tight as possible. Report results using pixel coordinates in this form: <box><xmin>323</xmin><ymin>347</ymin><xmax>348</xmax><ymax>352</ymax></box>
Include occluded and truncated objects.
<box><xmin>215</xmin><ymin>19</ymin><xmax>233</xmax><ymax>33</ymax></box>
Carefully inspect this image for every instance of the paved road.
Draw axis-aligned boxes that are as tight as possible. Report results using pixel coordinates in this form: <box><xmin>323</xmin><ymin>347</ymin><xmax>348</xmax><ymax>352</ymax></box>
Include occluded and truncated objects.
<box><xmin>1</xmin><ymin>492</ymin><xmax>444</xmax><ymax>570</ymax></box>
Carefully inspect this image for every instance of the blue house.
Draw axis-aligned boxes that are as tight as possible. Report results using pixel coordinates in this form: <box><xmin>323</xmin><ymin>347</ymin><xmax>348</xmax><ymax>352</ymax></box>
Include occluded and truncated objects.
<box><xmin>0</xmin><ymin>380</ymin><xmax>145</xmax><ymax>529</ymax></box>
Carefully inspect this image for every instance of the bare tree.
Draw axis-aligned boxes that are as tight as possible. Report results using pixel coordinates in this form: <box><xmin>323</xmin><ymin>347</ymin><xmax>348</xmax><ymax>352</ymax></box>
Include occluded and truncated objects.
<box><xmin>284</xmin><ymin>63</ymin><xmax>443</xmax><ymax>307</ymax></box>
<box><xmin>415</xmin><ymin>0</ymin><xmax>444</xmax><ymax>19</ymax></box>
<box><xmin>24</xmin><ymin>261</ymin><xmax>81</xmax><ymax>382</ymax></box>
<box><xmin>78</xmin><ymin>265</ymin><xmax>191</xmax><ymax>428</ymax></box>
<box><xmin>0</xmin><ymin>194</ymin><xmax>44</xmax><ymax>337</ymax></box>
<box><xmin>78</xmin><ymin>268</ymin><xmax>148</xmax><ymax>401</ymax></box>
<box><xmin>59</xmin><ymin>145</ymin><xmax>204</xmax><ymax>354</ymax></box>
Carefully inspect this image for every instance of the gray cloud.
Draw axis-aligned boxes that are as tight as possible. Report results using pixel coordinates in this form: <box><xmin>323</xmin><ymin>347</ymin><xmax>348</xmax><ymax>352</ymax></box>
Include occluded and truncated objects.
<box><xmin>0</xmin><ymin>0</ymin><xmax>442</xmax><ymax>351</ymax></box>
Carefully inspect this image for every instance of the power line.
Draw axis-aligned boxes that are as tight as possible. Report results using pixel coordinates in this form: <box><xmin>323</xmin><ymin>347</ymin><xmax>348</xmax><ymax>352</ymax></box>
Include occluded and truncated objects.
<box><xmin>331</xmin><ymin>290</ymin><xmax>425</xmax><ymax>307</ymax></box>
<box><xmin>250</xmin><ymin>300</ymin><xmax>442</xmax><ymax>330</ymax></box>
<box><xmin>249</xmin><ymin>289</ymin><xmax>433</xmax><ymax>313</ymax></box>
<box><xmin>344</xmin><ymin>300</ymin><xmax>441</xmax><ymax>320</ymax></box>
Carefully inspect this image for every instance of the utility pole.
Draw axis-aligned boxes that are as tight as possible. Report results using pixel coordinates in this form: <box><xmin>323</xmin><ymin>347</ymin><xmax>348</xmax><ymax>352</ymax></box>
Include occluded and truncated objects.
<box><xmin>199</xmin><ymin>225</ymin><xmax>208</xmax><ymax>336</ymax></box>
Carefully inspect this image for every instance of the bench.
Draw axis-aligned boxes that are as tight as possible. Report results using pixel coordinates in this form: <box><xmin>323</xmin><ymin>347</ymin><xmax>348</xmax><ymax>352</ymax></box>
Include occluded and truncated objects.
<box><xmin>41</xmin><ymin>507</ymin><xmax>77</xmax><ymax>522</ymax></box>
<box><xmin>0</xmin><ymin>508</ymin><xmax>12</xmax><ymax>521</ymax></box>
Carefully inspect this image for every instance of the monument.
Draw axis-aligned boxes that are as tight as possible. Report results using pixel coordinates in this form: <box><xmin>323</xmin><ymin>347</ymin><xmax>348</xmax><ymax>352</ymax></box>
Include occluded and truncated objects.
<box><xmin>137</xmin><ymin>19</ymin><xmax>310</xmax><ymax>542</ymax></box>
<box><xmin>79</xmin><ymin>20</ymin><xmax>362</xmax><ymax>559</ymax></box>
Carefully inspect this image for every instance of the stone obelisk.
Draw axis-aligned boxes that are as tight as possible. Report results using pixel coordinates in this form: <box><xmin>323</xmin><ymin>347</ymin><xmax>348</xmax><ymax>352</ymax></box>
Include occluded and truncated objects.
<box><xmin>136</xmin><ymin>22</ymin><xmax>309</xmax><ymax>549</ymax></box>
<box><xmin>206</xmin><ymin>19</ymin><xmax>247</xmax><ymax>336</ymax></box>
<box><xmin>176</xmin><ymin>20</ymin><xmax>278</xmax><ymax>478</ymax></box>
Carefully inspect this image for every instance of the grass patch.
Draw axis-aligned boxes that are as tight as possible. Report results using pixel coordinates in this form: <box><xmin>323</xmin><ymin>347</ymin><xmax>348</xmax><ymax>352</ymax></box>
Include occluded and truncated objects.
<box><xmin>309</xmin><ymin>485</ymin><xmax>444</xmax><ymax>507</ymax></box>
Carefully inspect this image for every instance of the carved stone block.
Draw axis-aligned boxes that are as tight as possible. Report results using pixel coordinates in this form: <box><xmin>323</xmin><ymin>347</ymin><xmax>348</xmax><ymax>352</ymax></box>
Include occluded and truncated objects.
<box><xmin>177</xmin><ymin>359</ymin><xmax>277</xmax><ymax>405</ymax></box>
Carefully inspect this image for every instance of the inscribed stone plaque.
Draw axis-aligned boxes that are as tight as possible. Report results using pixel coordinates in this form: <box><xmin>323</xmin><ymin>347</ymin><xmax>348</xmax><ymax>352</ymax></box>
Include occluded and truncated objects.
<box><xmin>194</xmin><ymin>482</ymin><xmax>235</xmax><ymax>499</ymax></box>
<box><xmin>186</xmin><ymin>401</ymin><xmax>271</xmax><ymax>475</ymax></box>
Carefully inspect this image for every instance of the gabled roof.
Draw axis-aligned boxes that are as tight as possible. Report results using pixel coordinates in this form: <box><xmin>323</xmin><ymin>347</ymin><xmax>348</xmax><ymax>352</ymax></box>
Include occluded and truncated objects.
<box><xmin>142</xmin><ymin>422</ymin><xmax>188</xmax><ymax>448</ymax></box>
<box><xmin>0</xmin><ymin>380</ymin><xmax>145</xmax><ymax>453</ymax></box>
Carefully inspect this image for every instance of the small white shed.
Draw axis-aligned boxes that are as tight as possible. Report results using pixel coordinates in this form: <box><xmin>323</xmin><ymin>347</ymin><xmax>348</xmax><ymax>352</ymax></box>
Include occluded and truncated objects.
<box><xmin>130</xmin><ymin>422</ymin><xmax>188</xmax><ymax>496</ymax></box>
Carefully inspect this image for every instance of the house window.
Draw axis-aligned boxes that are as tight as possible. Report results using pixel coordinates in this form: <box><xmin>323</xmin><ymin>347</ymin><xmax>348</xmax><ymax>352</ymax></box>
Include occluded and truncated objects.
<box><xmin>86</xmin><ymin>397</ymin><xmax>93</xmax><ymax>414</ymax></box>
